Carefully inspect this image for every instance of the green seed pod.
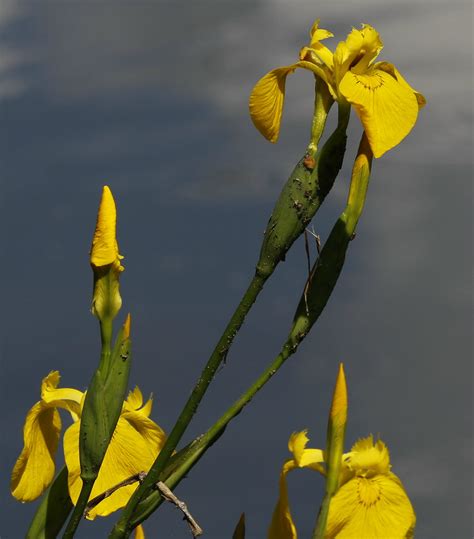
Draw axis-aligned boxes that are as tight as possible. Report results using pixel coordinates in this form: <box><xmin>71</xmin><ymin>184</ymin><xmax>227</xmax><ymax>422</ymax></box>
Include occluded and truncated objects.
<box><xmin>256</xmin><ymin>104</ymin><xmax>350</xmax><ymax>278</ymax></box>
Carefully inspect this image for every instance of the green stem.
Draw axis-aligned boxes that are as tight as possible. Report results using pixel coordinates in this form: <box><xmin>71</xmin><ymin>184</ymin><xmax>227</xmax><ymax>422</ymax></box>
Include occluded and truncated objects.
<box><xmin>308</xmin><ymin>78</ymin><xmax>333</xmax><ymax>154</ymax></box>
<box><xmin>313</xmin><ymin>493</ymin><xmax>332</xmax><ymax>539</ymax></box>
<box><xmin>62</xmin><ymin>480</ymin><xmax>94</xmax><ymax>539</ymax></box>
<box><xmin>110</xmin><ymin>81</ymin><xmax>342</xmax><ymax>539</ymax></box>
<box><xmin>125</xmin><ymin>132</ymin><xmax>373</xmax><ymax>532</ymax></box>
<box><xmin>126</xmin><ymin>341</ymin><xmax>295</xmax><ymax>529</ymax></box>
<box><xmin>62</xmin><ymin>316</ymin><xmax>114</xmax><ymax>538</ymax></box>
<box><xmin>109</xmin><ymin>271</ymin><xmax>268</xmax><ymax>538</ymax></box>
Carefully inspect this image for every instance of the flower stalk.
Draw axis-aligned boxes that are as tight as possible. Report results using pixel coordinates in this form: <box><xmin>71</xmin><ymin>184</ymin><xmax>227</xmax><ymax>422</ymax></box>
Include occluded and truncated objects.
<box><xmin>109</xmin><ymin>79</ymin><xmax>349</xmax><ymax>538</ymax></box>
<box><xmin>114</xmin><ymin>132</ymin><xmax>372</xmax><ymax>534</ymax></box>
<box><xmin>63</xmin><ymin>187</ymin><xmax>132</xmax><ymax>538</ymax></box>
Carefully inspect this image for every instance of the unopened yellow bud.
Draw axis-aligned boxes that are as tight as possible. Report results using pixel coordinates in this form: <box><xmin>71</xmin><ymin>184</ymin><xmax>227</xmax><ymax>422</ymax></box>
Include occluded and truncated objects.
<box><xmin>90</xmin><ymin>186</ymin><xmax>124</xmax><ymax>322</ymax></box>
<box><xmin>90</xmin><ymin>186</ymin><xmax>123</xmax><ymax>269</ymax></box>
<box><xmin>330</xmin><ymin>363</ymin><xmax>348</xmax><ymax>429</ymax></box>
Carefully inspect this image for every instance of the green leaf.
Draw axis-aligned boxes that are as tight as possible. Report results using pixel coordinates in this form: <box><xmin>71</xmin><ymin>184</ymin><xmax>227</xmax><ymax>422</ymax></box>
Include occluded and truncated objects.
<box><xmin>26</xmin><ymin>466</ymin><xmax>73</xmax><ymax>539</ymax></box>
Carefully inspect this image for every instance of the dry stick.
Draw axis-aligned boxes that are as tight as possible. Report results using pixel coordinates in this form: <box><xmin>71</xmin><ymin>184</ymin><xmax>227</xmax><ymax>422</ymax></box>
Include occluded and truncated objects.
<box><xmin>84</xmin><ymin>474</ymin><xmax>203</xmax><ymax>537</ymax></box>
<box><xmin>156</xmin><ymin>481</ymin><xmax>203</xmax><ymax>537</ymax></box>
<box><xmin>84</xmin><ymin>473</ymin><xmax>147</xmax><ymax>517</ymax></box>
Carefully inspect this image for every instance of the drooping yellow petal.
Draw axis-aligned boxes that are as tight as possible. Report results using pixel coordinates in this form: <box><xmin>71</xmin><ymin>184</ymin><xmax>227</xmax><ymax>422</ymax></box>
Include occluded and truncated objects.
<box><xmin>339</xmin><ymin>67</ymin><xmax>419</xmax><ymax>157</ymax></box>
<box><xmin>249</xmin><ymin>66</ymin><xmax>298</xmax><ymax>143</ymax></box>
<box><xmin>64</xmin><ymin>406</ymin><xmax>166</xmax><ymax>518</ymax></box>
<box><xmin>41</xmin><ymin>371</ymin><xmax>83</xmax><ymax>422</ymax></box>
<box><xmin>268</xmin><ymin>460</ymin><xmax>298</xmax><ymax>539</ymax></box>
<box><xmin>325</xmin><ymin>472</ymin><xmax>416</xmax><ymax>538</ymax></box>
<box><xmin>11</xmin><ymin>371</ymin><xmax>85</xmax><ymax>502</ymax></box>
<box><xmin>11</xmin><ymin>397</ymin><xmax>62</xmax><ymax>500</ymax></box>
<box><xmin>134</xmin><ymin>524</ymin><xmax>146</xmax><ymax>539</ymax></box>
<box><xmin>90</xmin><ymin>186</ymin><xmax>123</xmax><ymax>268</ymax></box>
<box><xmin>249</xmin><ymin>61</ymin><xmax>331</xmax><ymax>143</ymax></box>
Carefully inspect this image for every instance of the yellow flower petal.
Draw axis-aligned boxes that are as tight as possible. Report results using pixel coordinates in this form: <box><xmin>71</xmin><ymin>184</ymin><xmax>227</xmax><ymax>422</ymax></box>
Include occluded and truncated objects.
<box><xmin>339</xmin><ymin>67</ymin><xmax>419</xmax><ymax>157</ymax></box>
<box><xmin>249</xmin><ymin>61</ymin><xmax>333</xmax><ymax>143</ymax></box>
<box><xmin>90</xmin><ymin>186</ymin><xmax>123</xmax><ymax>268</ymax></box>
<box><xmin>124</xmin><ymin>387</ymin><xmax>154</xmax><ymax>417</ymax></box>
<box><xmin>376</xmin><ymin>61</ymin><xmax>426</xmax><ymax>109</ymax></box>
<box><xmin>249</xmin><ymin>66</ymin><xmax>298</xmax><ymax>143</ymax></box>
<box><xmin>41</xmin><ymin>371</ymin><xmax>83</xmax><ymax>422</ymax></box>
<box><xmin>11</xmin><ymin>401</ymin><xmax>61</xmax><ymax>501</ymax></box>
<box><xmin>134</xmin><ymin>524</ymin><xmax>146</xmax><ymax>539</ymax></box>
<box><xmin>325</xmin><ymin>472</ymin><xmax>416</xmax><ymax>538</ymax></box>
<box><xmin>10</xmin><ymin>371</ymin><xmax>76</xmax><ymax>502</ymax></box>
<box><xmin>287</xmin><ymin>430</ymin><xmax>325</xmax><ymax>472</ymax></box>
<box><xmin>268</xmin><ymin>460</ymin><xmax>298</xmax><ymax>539</ymax></box>
<box><xmin>309</xmin><ymin>19</ymin><xmax>333</xmax><ymax>43</ymax></box>
<box><xmin>307</xmin><ymin>19</ymin><xmax>334</xmax><ymax>69</ymax></box>
<box><xmin>334</xmin><ymin>25</ymin><xmax>383</xmax><ymax>84</ymax></box>
<box><xmin>344</xmin><ymin>435</ymin><xmax>391</xmax><ymax>477</ymax></box>
<box><xmin>64</xmin><ymin>407</ymin><xmax>166</xmax><ymax>518</ymax></box>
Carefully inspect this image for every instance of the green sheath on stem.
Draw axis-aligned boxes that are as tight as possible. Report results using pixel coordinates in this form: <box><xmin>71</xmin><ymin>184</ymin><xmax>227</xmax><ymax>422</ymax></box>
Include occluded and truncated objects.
<box><xmin>124</xmin><ymin>134</ymin><xmax>373</xmax><ymax>532</ymax></box>
<box><xmin>63</xmin><ymin>316</ymin><xmax>132</xmax><ymax>538</ymax></box>
<box><xmin>26</xmin><ymin>466</ymin><xmax>73</xmax><ymax>539</ymax></box>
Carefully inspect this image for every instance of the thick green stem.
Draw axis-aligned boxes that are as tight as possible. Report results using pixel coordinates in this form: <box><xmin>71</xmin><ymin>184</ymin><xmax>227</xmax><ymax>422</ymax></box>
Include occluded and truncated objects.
<box><xmin>109</xmin><ymin>271</ymin><xmax>268</xmax><ymax>538</ymax></box>
<box><xmin>99</xmin><ymin>318</ymin><xmax>113</xmax><ymax>374</ymax></box>
<box><xmin>125</xmin><ymin>132</ymin><xmax>373</xmax><ymax>532</ymax></box>
<box><xmin>125</xmin><ymin>341</ymin><xmax>295</xmax><ymax>529</ymax></box>
<box><xmin>62</xmin><ymin>480</ymin><xmax>94</xmax><ymax>539</ymax></box>
<box><xmin>313</xmin><ymin>493</ymin><xmax>332</xmax><ymax>539</ymax></box>
<box><xmin>61</xmin><ymin>319</ymin><xmax>113</xmax><ymax>539</ymax></box>
<box><xmin>109</xmin><ymin>79</ymin><xmax>340</xmax><ymax>539</ymax></box>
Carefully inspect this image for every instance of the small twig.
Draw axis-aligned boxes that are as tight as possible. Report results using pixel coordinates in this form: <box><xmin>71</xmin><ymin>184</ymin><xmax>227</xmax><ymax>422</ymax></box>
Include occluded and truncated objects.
<box><xmin>306</xmin><ymin>225</ymin><xmax>321</xmax><ymax>254</ymax></box>
<box><xmin>156</xmin><ymin>481</ymin><xmax>203</xmax><ymax>537</ymax></box>
<box><xmin>303</xmin><ymin>227</ymin><xmax>322</xmax><ymax>316</ymax></box>
<box><xmin>84</xmin><ymin>473</ymin><xmax>202</xmax><ymax>536</ymax></box>
<box><xmin>84</xmin><ymin>472</ymin><xmax>147</xmax><ymax>518</ymax></box>
<box><xmin>304</xmin><ymin>229</ymin><xmax>312</xmax><ymax>276</ymax></box>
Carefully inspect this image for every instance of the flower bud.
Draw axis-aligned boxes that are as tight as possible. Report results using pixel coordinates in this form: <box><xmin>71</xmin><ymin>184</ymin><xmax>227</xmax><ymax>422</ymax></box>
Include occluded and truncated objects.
<box><xmin>90</xmin><ymin>186</ymin><xmax>124</xmax><ymax>322</ymax></box>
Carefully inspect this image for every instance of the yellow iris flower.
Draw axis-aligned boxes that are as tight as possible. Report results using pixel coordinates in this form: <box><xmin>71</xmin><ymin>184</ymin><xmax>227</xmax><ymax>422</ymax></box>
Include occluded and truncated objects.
<box><xmin>268</xmin><ymin>431</ymin><xmax>415</xmax><ymax>538</ymax></box>
<box><xmin>11</xmin><ymin>371</ymin><xmax>166</xmax><ymax>534</ymax></box>
<box><xmin>249</xmin><ymin>20</ymin><xmax>426</xmax><ymax>157</ymax></box>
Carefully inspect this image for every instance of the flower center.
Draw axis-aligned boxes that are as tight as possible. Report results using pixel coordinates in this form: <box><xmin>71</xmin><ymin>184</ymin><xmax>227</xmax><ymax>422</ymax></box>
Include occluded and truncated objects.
<box><xmin>357</xmin><ymin>477</ymin><xmax>382</xmax><ymax>506</ymax></box>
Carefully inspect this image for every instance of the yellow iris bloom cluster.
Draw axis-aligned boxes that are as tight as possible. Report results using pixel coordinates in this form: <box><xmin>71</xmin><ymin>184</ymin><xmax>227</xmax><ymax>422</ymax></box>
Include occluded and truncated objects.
<box><xmin>11</xmin><ymin>371</ymin><xmax>166</xmax><ymax>537</ymax></box>
<box><xmin>249</xmin><ymin>20</ymin><xmax>426</xmax><ymax>157</ymax></box>
<box><xmin>268</xmin><ymin>431</ymin><xmax>415</xmax><ymax>538</ymax></box>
